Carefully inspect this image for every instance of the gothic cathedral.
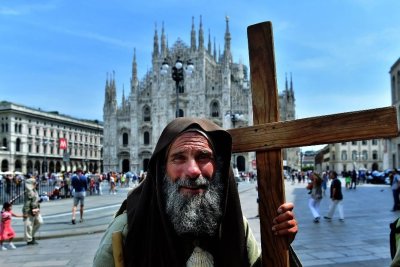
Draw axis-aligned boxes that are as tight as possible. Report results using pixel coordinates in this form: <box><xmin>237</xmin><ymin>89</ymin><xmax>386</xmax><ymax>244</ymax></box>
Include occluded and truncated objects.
<box><xmin>103</xmin><ymin>16</ymin><xmax>296</xmax><ymax>174</ymax></box>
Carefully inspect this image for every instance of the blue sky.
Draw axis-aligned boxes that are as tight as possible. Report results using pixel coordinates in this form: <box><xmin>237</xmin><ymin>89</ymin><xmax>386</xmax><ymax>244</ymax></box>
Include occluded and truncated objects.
<box><xmin>1</xmin><ymin>0</ymin><xmax>399</xmax><ymax>126</ymax></box>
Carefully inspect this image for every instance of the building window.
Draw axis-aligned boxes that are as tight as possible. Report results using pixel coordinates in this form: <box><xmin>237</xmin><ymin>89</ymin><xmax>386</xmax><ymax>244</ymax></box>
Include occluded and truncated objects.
<box><xmin>14</xmin><ymin>123</ymin><xmax>17</xmax><ymax>133</ymax></box>
<box><xmin>16</xmin><ymin>138</ymin><xmax>21</xmax><ymax>152</ymax></box>
<box><xmin>28</xmin><ymin>127</ymin><xmax>32</xmax><ymax>135</ymax></box>
<box><xmin>36</xmin><ymin>128</ymin><xmax>39</xmax><ymax>135</ymax></box>
<box><xmin>210</xmin><ymin>101</ymin><xmax>220</xmax><ymax>117</ymax></box>
<box><xmin>122</xmin><ymin>133</ymin><xmax>129</xmax><ymax>146</ymax></box>
<box><xmin>143</xmin><ymin>106</ymin><xmax>151</xmax><ymax>122</ymax></box>
<box><xmin>36</xmin><ymin>145</ymin><xmax>40</xmax><ymax>153</ymax></box>
<box><xmin>372</xmin><ymin>150</ymin><xmax>378</xmax><ymax>160</ymax></box>
<box><xmin>351</xmin><ymin>141</ymin><xmax>357</xmax><ymax>145</ymax></box>
<box><xmin>144</xmin><ymin>131</ymin><xmax>150</xmax><ymax>145</ymax></box>
<box><xmin>362</xmin><ymin>150</ymin><xmax>368</xmax><ymax>160</ymax></box>
<box><xmin>362</xmin><ymin>140</ymin><xmax>367</xmax><ymax>145</ymax></box>
<box><xmin>351</xmin><ymin>150</ymin><xmax>358</xmax><ymax>160</ymax></box>
<box><xmin>341</xmin><ymin>151</ymin><xmax>347</xmax><ymax>161</ymax></box>
<box><xmin>341</xmin><ymin>142</ymin><xmax>346</xmax><ymax>145</ymax></box>
<box><xmin>28</xmin><ymin>144</ymin><xmax>32</xmax><ymax>153</ymax></box>
<box><xmin>2</xmin><ymin>138</ymin><xmax>7</xmax><ymax>149</ymax></box>
<box><xmin>18</xmin><ymin>124</ymin><xmax>22</xmax><ymax>133</ymax></box>
<box><xmin>372</xmin><ymin>139</ymin><xmax>378</xmax><ymax>145</ymax></box>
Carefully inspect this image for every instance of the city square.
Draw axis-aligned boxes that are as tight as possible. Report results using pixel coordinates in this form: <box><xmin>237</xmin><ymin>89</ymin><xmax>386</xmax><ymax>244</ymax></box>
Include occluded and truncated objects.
<box><xmin>1</xmin><ymin>2</ymin><xmax>400</xmax><ymax>266</ymax></box>
<box><xmin>0</xmin><ymin>179</ymin><xmax>397</xmax><ymax>266</ymax></box>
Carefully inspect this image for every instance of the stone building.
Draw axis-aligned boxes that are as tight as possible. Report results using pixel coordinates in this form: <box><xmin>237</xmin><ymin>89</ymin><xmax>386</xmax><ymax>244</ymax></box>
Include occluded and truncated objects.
<box><xmin>314</xmin><ymin>140</ymin><xmax>385</xmax><ymax>174</ymax></box>
<box><xmin>0</xmin><ymin>101</ymin><xmax>103</xmax><ymax>174</ymax></box>
<box><xmin>102</xmin><ymin>16</ymin><xmax>296</xmax><ymax>174</ymax></box>
<box><xmin>388</xmin><ymin>57</ymin><xmax>400</xmax><ymax>168</ymax></box>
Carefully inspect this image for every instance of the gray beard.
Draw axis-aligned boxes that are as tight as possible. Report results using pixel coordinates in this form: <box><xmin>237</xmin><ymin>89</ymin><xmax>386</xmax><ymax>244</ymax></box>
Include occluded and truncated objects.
<box><xmin>163</xmin><ymin>173</ymin><xmax>223</xmax><ymax>237</ymax></box>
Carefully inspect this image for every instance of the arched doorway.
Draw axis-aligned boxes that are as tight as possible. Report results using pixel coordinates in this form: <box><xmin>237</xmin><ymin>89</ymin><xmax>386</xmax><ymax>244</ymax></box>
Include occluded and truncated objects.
<box><xmin>122</xmin><ymin>159</ymin><xmax>130</xmax><ymax>173</ymax></box>
<box><xmin>1</xmin><ymin>160</ymin><xmax>8</xmax><ymax>172</ymax></box>
<box><xmin>56</xmin><ymin>161</ymin><xmax>61</xmax><ymax>172</ymax></box>
<box><xmin>34</xmin><ymin>161</ymin><xmax>40</xmax><ymax>174</ymax></box>
<box><xmin>143</xmin><ymin>158</ymin><xmax>150</xmax><ymax>172</ymax></box>
<box><xmin>27</xmin><ymin>160</ymin><xmax>33</xmax><ymax>174</ymax></box>
<box><xmin>14</xmin><ymin>159</ymin><xmax>22</xmax><ymax>172</ymax></box>
<box><xmin>237</xmin><ymin>156</ymin><xmax>246</xmax><ymax>172</ymax></box>
<box><xmin>89</xmin><ymin>163</ymin><xmax>94</xmax><ymax>173</ymax></box>
<box><xmin>49</xmin><ymin>161</ymin><xmax>55</xmax><ymax>173</ymax></box>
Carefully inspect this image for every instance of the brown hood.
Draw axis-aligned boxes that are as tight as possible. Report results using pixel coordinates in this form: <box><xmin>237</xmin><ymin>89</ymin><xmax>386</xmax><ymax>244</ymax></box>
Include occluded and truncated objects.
<box><xmin>123</xmin><ymin>117</ymin><xmax>249</xmax><ymax>266</ymax></box>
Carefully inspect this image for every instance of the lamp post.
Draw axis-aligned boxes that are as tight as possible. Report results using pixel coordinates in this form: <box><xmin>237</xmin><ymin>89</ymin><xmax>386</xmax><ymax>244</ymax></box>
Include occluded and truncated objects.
<box><xmin>42</xmin><ymin>140</ymin><xmax>49</xmax><ymax>175</ymax></box>
<box><xmin>161</xmin><ymin>57</ymin><xmax>194</xmax><ymax>118</ymax></box>
<box><xmin>300</xmin><ymin>151</ymin><xmax>304</xmax><ymax>172</ymax></box>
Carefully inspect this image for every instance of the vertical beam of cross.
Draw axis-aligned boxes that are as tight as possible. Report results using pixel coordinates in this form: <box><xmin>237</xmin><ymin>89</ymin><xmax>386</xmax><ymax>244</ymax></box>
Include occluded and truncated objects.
<box><xmin>247</xmin><ymin>21</ymin><xmax>289</xmax><ymax>266</ymax></box>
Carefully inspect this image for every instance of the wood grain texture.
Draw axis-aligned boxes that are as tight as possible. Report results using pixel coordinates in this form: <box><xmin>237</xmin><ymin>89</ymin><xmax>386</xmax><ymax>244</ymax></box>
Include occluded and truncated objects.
<box><xmin>248</xmin><ymin>21</ymin><xmax>289</xmax><ymax>267</ymax></box>
<box><xmin>229</xmin><ymin>106</ymin><xmax>399</xmax><ymax>153</ymax></box>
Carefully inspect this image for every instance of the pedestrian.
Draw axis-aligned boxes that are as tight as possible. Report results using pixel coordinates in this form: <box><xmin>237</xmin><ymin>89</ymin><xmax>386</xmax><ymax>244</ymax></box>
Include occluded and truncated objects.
<box><xmin>71</xmin><ymin>169</ymin><xmax>88</xmax><ymax>224</ymax></box>
<box><xmin>307</xmin><ymin>172</ymin><xmax>323</xmax><ymax>223</ymax></box>
<box><xmin>344</xmin><ymin>171</ymin><xmax>351</xmax><ymax>189</ymax></box>
<box><xmin>391</xmin><ymin>169</ymin><xmax>400</xmax><ymax>212</ymax></box>
<box><xmin>93</xmin><ymin>117</ymin><xmax>301</xmax><ymax>266</ymax></box>
<box><xmin>324</xmin><ymin>171</ymin><xmax>344</xmax><ymax>222</ymax></box>
<box><xmin>109</xmin><ymin>174</ymin><xmax>116</xmax><ymax>195</ymax></box>
<box><xmin>349</xmin><ymin>169</ymin><xmax>357</xmax><ymax>189</ymax></box>
<box><xmin>1</xmin><ymin>202</ymin><xmax>22</xmax><ymax>250</ymax></box>
<box><xmin>322</xmin><ymin>171</ymin><xmax>329</xmax><ymax>196</ymax></box>
<box><xmin>22</xmin><ymin>176</ymin><xmax>43</xmax><ymax>245</ymax></box>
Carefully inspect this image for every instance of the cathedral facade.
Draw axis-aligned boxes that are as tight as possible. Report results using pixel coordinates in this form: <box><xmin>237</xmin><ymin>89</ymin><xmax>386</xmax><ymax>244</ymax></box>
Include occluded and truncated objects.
<box><xmin>103</xmin><ymin>16</ymin><xmax>296</xmax><ymax>174</ymax></box>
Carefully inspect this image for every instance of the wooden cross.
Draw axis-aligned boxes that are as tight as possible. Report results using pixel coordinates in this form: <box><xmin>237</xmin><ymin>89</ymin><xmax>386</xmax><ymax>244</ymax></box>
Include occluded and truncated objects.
<box><xmin>227</xmin><ymin>22</ymin><xmax>399</xmax><ymax>267</ymax></box>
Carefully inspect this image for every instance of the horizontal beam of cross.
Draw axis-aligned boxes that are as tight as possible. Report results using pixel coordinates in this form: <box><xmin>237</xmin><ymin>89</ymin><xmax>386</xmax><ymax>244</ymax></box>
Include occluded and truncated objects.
<box><xmin>228</xmin><ymin>106</ymin><xmax>398</xmax><ymax>153</ymax></box>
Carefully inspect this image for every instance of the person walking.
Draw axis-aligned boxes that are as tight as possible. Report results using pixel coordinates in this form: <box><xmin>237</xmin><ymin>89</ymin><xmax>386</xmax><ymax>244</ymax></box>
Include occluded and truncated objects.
<box><xmin>349</xmin><ymin>169</ymin><xmax>357</xmax><ymax>189</ymax></box>
<box><xmin>308</xmin><ymin>172</ymin><xmax>323</xmax><ymax>223</ymax></box>
<box><xmin>22</xmin><ymin>176</ymin><xmax>43</xmax><ymax>245</ymax></box>
<box><xmin>324</xmin><ymin>171</ymin><xmax>344</xmax><ymax>222</ymax></box>
<box><xmin>322</xmin><ymin>171</ymin><xmax>329</xmax><ymax>196</ymax></box>
<box><xmin>0</xmin><ymin>202</ymin><xmax>22</xmax><ymax>250</ymax></box>
<box><xmin>71</xmin><ymin>169</ymin><xmax>88</xmax><ymax>224</ymax></box>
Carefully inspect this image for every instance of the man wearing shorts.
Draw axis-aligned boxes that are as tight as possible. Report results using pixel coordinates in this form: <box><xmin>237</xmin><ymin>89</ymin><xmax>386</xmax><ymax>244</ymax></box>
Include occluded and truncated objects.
<box><xmin>71</xmin><ymin>169</ymin><xmax>88</xmax><ymax>224</ymax></box>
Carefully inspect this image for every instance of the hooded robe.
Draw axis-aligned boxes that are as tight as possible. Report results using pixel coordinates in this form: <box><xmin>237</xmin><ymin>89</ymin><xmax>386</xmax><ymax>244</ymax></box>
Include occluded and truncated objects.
<box><xmin>93</xmin><ymin>117</ymin><xmax>301</xmax><ymax>267</ymax></box>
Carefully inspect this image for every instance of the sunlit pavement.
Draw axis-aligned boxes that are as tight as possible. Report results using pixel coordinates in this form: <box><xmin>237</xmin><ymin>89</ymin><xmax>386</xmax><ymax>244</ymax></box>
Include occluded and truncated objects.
<box><xmin>0</xmin><ymin>180</ymin><xmax>397</xmax><ymax>266</ymax></box>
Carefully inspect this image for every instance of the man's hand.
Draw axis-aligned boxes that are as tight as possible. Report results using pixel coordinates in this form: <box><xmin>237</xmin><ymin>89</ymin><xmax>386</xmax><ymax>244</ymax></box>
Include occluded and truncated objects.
<box><xmin>271</xmin><ymin>202</ymin><xmax>297</xmax><ymax>243</ymax></box>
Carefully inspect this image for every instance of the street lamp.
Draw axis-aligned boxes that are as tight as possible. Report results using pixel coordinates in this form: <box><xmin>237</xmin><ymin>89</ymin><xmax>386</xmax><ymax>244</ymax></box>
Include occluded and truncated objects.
<box><xmin>300</xmin><ymin>151</ymin><xmax>304</xmax><ymax>171</ymax></box>
<box><xmin>161</xmin><ymin>57</ymin><xmax>194</xmax><ymax>118</ymax></box>
<box><xmin>42</xmin><ymin>140</ymin><xmax>49</xmax><ymax>174</ymax></box>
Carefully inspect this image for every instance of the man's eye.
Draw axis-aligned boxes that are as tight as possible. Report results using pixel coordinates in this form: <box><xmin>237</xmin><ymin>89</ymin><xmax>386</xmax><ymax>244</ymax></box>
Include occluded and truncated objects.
<box><xmin>171</xmin><ymin>155</ymin><xmax>186</xmax><ymax>162</ymax></box>
<box><xmin>197</xmin><ymin>153</ymin><xmax>213</xmax><ymax>162</ymax></box>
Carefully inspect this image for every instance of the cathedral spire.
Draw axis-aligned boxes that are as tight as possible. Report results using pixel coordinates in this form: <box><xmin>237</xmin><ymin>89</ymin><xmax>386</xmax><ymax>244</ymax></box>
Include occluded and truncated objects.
<box><xmin>130</xmin><ymin>49</ymin><xmax>139</xmax><ymax>97</ymax></box>
<box><xmin>161</xmin><ymin>21</ymin><xmax>167</xmax><ymax>57</ymax></box>
<box><xmin>224</xmin><ymin>16</ymin><xmax>232</xmax><ymax>62</ymax></box>
<box><xmin>207</xmin><ymin>29</ymin><xmax>212</xmax><ymax>54</ymax></box>
<box><xmin>213</xmin><ymin>37</ymin><xmax>217</xmax><ymax>61</ymax></box>
<box><xmin>152</xmin><ymin>23</ymin><xmax>159</xmax><ymax>60</ymax></box>
<box><xmin>190</xmin><ymin>16</ymin><xmax>196</xmax><ymax>52</ymax></box>
<box><xmin>122</xmin><ymin>84</ymin><xmax>125</xmax><ymax>106</ymax></box>
<box><xmin>290</xmin><ymin>72</ymin><xmax>294</xmax><ymax>92</ymax></box>
<box><xmin>198</xmin><ymin>15</ymin><xmax>204</xmax><ymax>51</ymax></box>
<box><xmin>285</xmin><ymin>72</ymin><xmax>288</xmax><ymax>91</ymax></box>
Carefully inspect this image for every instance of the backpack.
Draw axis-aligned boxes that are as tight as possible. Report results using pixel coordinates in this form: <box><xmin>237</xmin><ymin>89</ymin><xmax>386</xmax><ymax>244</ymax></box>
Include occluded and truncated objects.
<box><xmin>390</xmin><ymin>217</ymin><xmax>400</xmax><ymax>259</ymax></box>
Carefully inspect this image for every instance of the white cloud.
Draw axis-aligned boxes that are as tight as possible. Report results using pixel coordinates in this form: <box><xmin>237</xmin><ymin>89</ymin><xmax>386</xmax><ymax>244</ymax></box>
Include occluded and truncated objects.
<box><xmin>0</xmin><ymin>1</ymin><xmax>59</xmax><ymax>16</ymax></box>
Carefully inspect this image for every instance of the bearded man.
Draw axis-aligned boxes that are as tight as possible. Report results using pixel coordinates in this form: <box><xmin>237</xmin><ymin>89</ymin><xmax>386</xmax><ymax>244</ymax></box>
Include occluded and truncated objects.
<box><xmin>93</xmin><ymin>117</ymin><xmax>300</xmax><ymax>267</ymax></box>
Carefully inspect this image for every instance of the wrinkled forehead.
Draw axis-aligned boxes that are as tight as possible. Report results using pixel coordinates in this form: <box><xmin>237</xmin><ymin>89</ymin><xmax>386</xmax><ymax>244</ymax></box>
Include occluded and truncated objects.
<box><xmin>167</xmin><ymin>131</ymin><xmax>215</xmax><ymax>156</ymax></box>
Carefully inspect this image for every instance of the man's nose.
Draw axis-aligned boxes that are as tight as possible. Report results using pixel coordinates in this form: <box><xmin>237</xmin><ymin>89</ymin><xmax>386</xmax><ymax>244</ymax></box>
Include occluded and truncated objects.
<box><xmin>186</xmin><ymin>159</ymin><xmax>201</xmax><ymax>178</ymax></box>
